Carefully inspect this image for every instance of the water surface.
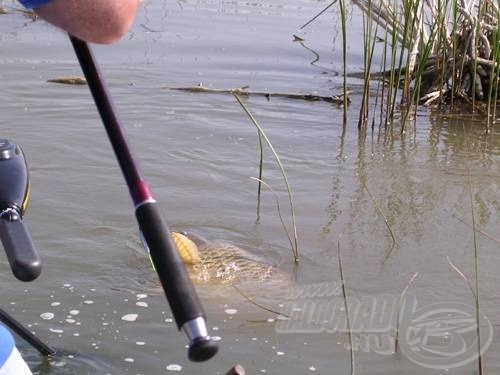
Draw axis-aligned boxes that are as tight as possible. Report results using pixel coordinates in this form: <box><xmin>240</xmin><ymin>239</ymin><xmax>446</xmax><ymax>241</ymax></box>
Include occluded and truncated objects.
<box><xmin>0</xmin><ymin>1</ymin><xmax>499</xmax><ymax>374</ymax></box>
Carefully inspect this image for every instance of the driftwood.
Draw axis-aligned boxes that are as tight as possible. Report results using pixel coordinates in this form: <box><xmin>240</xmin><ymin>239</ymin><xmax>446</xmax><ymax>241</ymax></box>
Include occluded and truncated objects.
<box><xmin>164</xmin><ymin>83</ymin><xmax>348</xmax><ymax>104</ymax></box>
<box><xmin>47</xmin><ymin>76</ymin><xmax>87</xmax><ymax>85</ymax></box>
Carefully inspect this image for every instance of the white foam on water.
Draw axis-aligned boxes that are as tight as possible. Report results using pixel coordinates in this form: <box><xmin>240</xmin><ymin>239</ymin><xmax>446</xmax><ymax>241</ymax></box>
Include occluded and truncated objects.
<box><xmin>124</xmin><ymin>358</ymin><xmax>134</xmax><ymax>363</ymax></box>
<box><xmin>136</xmin><ymin>302</ymin><xmax>148</xmax><ymax>307</ymax></box>
<box><xmin>166</xmin><ymin>364</ymin><xmax>182</xmax><ymax>371</ymax></box>
<box><xmin>135</xmin><ymin>341</ymin><xmax>146</xmax><ymax>346</ymax></box>
<box><xmin>83</xmin><ymin>300</ymin><xmax>94</xmax><ymax>305</ymax></box>
<box><xmin>121</xmin><ymin>314</ymin><xmax>139</xmax><ymax>322</ymax></box>
<box><xmin>224</xmin><ymin>308</ymin><xmax>237</xmax><ymax>315</ymax></box>
<box><xmin>49</xmin><ymin>328</ymin><xmax>64</xmax><ymax>333</ymax></box>
<box><xmin>40</xmin><ymin>312</ymin><xmax>54</xmax><ymax>320</ymax></box>
<box><xmin>136</xmin><ymin>294</ymin><xmax>148</xmax><ymax>300</ymax></box>
<box><xmin>69</xmin><ymin>310</ymin><xmax>80</xmax><ymax>315</ymax></box>
<box><xmin>50</xmin><ymin>302</ymin><xmax>61</xmax><ymax>307</ymax></box>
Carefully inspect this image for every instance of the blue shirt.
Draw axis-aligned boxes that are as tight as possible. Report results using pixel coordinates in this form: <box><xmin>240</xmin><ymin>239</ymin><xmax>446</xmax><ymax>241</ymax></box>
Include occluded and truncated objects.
<box><xmin>18</xmin><ymin>0</ymin><xmax>53</xmax><ymax>9</ymax></box>
<box><xmin>0</xmin><ymin>324</ymin><xmax>15</xmax><ymax>368</ymax></box>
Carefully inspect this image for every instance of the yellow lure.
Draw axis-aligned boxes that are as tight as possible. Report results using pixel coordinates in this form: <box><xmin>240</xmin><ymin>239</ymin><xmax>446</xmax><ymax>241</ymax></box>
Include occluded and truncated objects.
<box><xmin>171</xmin><ymin>231</ymin><xmax>201</xmax><ymax>265</ymax></box>
<box><xmin>144</xmin><ymin>231</ymin><xmax>201</xmax><ymax>271</ymax></box>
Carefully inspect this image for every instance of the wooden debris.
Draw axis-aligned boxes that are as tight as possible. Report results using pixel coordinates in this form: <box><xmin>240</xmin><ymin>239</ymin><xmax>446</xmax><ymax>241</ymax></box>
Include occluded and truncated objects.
<box><xmin>165</xmin><ymin>83</ymin><xmax>349</xmax><ymax>104</ymax></box>
<box><xmin>225</xmin><ymin>364</ymin><xmax>246</xmax><ymax>375</ymax></box>
<box><xmin>47</xmin><ymin>76</ymin><xmax>87</xmax><ymax>85</ymax></box>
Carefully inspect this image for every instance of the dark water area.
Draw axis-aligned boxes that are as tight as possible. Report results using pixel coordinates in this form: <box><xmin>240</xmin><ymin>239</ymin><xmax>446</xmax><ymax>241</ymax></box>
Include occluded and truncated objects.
<box><xmin>0</xmin><ymin>0</ymin><xmax>499</xmax><ymax>374</ymax></box>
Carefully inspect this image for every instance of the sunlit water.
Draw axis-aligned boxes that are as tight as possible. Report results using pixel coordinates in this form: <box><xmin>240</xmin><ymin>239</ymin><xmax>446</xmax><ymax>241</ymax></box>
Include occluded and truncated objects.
<box><xmin>0</xmin><ymin>1</ymin><xmax>499</xmax><ymax>374</ymax></box>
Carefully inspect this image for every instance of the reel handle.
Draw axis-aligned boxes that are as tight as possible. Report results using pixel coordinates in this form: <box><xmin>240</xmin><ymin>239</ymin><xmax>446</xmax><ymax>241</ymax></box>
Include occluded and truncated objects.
<box><xmin>0</xmin><ymin>209</ymin><xmax>41</xmax><ymax>282</ymax></box>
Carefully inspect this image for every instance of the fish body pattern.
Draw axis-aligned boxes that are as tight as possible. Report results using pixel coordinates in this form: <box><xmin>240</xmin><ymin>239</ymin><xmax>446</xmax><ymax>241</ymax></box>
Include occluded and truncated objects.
<box><xmin>172</xmin><ymin>232</ymin><xmax>278</xmax><ymax>285</ymax></box>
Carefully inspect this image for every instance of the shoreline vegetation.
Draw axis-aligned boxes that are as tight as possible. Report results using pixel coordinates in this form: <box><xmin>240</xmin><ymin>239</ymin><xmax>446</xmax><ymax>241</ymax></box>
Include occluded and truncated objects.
<box><xmin>348</xmin><ymin>0</ymin><xmax>499</xmax><ymax>132</ymax></box>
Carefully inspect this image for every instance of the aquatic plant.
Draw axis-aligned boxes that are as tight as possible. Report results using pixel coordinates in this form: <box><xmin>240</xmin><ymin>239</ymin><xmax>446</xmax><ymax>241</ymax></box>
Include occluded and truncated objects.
<box><xmin>337</xmin><ymin>236</ymin><xmax>355</xmax><ymax>375</ymax></box>
<box><xmin>233</xmin><ymin>94</ymin><xmax>300</xmax><ymax>263</ymax></box>
<box><xmin>394</xmin><ymin>272</ymin><xmax>418</xmax><ymax>353</ymax></box>
<box><xmin>353</xmin><ymin>0</ymin><xmax>499</xmax><ymax>131</ymax></box>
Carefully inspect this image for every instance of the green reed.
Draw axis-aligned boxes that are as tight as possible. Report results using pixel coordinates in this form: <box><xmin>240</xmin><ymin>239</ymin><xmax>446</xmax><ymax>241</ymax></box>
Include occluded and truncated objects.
<box><xmin>339</xmin><ymin>0</ymin><xmax>348</xmax><ymax>124</ymax></box>
<box><xmin>353</xmin><ymin>0</ymin><xmax>499</xmax><ymax>130</ymax></box>
<box><xmin>234</xmin><ymin>94</ymin><xmax>299</xmax><ymax>262</ymax></box>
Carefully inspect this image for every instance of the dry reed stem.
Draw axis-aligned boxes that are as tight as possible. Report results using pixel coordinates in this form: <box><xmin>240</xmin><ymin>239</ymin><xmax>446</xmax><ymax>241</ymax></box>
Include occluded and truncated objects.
<box><xmin>337</xmin><ymin>236</ymin><xmax>355</xmax><ymax>375</ymax></box>
<box><xmin>394</xmin><ymin>272</ymin><xmax>419</xmax><ymax>353</ymax></box>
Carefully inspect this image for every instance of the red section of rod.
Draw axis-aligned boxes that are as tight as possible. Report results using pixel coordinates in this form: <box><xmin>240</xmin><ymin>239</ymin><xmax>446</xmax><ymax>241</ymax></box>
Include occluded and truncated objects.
<box><xmin>135</xmin><ymin>180</ymin><xmax>154</xmax><ymax>205</ymax></box>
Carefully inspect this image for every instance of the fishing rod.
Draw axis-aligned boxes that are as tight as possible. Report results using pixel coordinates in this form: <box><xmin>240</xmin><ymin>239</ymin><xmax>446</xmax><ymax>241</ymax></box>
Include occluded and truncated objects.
<box><xmin>69</xmin><ymin>36</ymin><xmax>218</xmax><ymax>362</ymax></box>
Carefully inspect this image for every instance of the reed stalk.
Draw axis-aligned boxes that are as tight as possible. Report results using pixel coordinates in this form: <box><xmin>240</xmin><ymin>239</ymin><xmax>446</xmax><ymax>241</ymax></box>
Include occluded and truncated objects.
<box><xmin>337</xmin><ymin>237</ymin><xmax>355</xmax><ymax>375</ymax></box>
<box><xmin>339</xmin><ymin>0</ymin><xmax>348</xmax><ymax>124</ymax></box>
<box><xmin>353</xmin><ymin>0</ymin><xmax>499</xmax><ymax>125</ymax></box>
<box><xmin>234</xmin><ymin>94</ymin><xmax>299</xmax><ymax>262</ymax></box>
<box><xmin>256</xmin><ymin>130</ymin><xmax>264</xmax><ymax>222</ymax></box>
<box><xmin>394</xmin><ymin>272</ymin><xmax>419</xmax><ymax>353</ymax></box>
<box><xmin>468</xmin><ymin>167</ymin><xmax>483</xmax><ymax>375</ymax></box>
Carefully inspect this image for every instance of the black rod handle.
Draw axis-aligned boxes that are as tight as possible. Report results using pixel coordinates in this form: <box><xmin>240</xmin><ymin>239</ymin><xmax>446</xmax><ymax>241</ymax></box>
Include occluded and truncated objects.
<box><xmin>0</xmin><ymin>210</ymin><xmax>41</xmax><ymax>282</ymax></box>
<box><xmin>136</xmin><ymin>202</ymin><xmax>218</xmax><ymax>362</ymax></box>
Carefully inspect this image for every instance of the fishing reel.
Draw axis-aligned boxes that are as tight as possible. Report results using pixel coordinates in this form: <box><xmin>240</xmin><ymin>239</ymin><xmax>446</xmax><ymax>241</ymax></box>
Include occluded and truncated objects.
<box><xmin>0</xmin><ymin>139</ymin><xmax>40</xmax><ymax>281</ymax></box>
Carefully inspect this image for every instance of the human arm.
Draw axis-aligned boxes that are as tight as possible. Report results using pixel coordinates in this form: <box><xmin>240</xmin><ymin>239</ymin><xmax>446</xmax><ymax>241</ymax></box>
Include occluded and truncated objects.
<box><xmin>20</xmin><ymin>0</ymin><xmax>139</xmax><ymax>44</ymax></box>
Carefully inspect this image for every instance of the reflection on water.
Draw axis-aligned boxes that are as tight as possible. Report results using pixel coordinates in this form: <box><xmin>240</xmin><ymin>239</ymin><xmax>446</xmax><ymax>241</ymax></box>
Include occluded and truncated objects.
<box><xmin>0</xmin><ymin>0</ymin><xmax>499</xmax><ymax>374</ymax></box>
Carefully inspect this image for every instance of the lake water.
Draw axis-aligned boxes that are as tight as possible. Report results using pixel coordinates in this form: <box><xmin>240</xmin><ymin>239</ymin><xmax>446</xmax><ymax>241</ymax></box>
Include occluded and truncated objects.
<box><xmin>0</xmin><ymin>1</ymin><xmax>499</xmax><ymax>374</ymax></box>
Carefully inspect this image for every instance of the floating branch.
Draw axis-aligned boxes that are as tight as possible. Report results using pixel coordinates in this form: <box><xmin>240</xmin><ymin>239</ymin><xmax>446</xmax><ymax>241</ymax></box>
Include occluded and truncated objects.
<box><xmin>164</xmin><ymin>83</ymin><xmax>348</xmax><ymax>104</ymax></box>
<box><xmin>47</xmin><ymin>76</ymin><xmax>87</xmax><ymax>85</ymax></box>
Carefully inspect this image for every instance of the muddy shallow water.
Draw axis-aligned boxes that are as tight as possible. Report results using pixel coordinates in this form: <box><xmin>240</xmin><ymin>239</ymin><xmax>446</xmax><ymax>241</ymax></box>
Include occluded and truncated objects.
<box><xmin>0</xmin><ymin>0</ymin><xmax>499</xmax><ymax>374</ymax></box>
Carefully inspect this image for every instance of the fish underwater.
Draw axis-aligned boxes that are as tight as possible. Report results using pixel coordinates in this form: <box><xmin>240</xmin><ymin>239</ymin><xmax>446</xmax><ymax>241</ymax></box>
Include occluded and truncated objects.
<box><xmin>171</xmin><ymin>231</ymin><xmax>286</xmax><ymax>285</ymax></box>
